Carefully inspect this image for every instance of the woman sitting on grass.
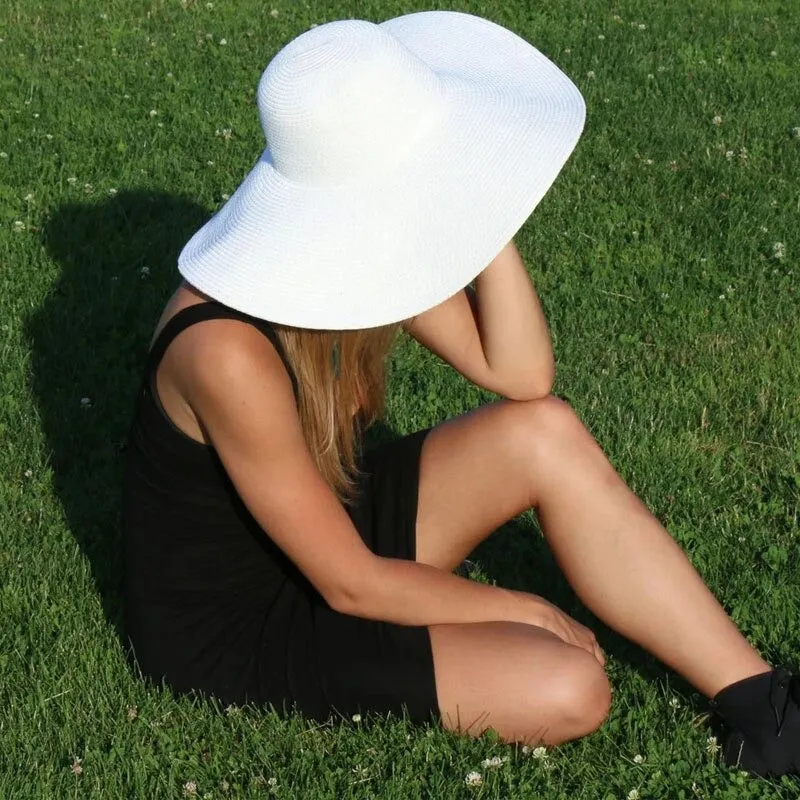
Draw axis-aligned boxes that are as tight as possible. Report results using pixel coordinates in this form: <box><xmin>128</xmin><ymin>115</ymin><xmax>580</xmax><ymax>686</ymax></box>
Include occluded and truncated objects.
<box><xmin>122</xmin><ymin>11</ymin><xmax>799</xmax><ymax>778</ymax></box>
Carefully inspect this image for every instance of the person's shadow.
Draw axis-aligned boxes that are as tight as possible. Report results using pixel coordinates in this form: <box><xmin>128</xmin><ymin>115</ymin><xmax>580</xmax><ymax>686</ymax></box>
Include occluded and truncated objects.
<box><xmin>29</xmin><ymin>190</ymin><xmax>688</xmax><ymax>705</ymax></box>
<box><xmin>29</xmin><ymin>191</ymin><xmax>212</xmax><ymax>640</ymax></box>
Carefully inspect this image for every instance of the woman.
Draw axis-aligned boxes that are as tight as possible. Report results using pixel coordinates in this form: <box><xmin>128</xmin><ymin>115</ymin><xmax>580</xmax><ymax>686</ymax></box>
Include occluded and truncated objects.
<box><xmin>122</xmin><ymin>11</ymin><xmax>799</xmax><ymax>777</ymax></box>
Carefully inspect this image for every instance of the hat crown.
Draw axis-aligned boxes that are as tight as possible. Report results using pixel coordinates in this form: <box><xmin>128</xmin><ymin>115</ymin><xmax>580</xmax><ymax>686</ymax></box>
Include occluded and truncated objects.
<box><xmin>258</xmin><ymin>20</ymin><xmax>446</xmax><ymax>187</ymax></box>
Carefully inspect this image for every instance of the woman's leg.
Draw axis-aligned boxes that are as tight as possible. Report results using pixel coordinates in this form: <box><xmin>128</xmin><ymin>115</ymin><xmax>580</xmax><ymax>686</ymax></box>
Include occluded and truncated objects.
<box><xmin>428</xmin><ymin>621</ymin><xmax>611</xmax><ymax>745</ymax></box>
<box><xmin>415</xmin><ymin>396</ymin><xmax>771</xmax><ymax>702</ymax></box>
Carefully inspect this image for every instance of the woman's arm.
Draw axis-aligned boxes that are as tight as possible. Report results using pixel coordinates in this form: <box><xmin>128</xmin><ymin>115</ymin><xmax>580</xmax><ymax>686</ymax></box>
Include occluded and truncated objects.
<box><xmin>472</xmin><ymin>239</ymin><xmax>554</xmax><ymax>396</ymax></box>
<box><xmin>174</xmin><ymin>319</ymin><xmax>547</xmax><ymax>629</ymax></box>
<box><xmin>404</xmin><ymin>240</ymin><xmax>554</xmax><ymax>400</ymax></box>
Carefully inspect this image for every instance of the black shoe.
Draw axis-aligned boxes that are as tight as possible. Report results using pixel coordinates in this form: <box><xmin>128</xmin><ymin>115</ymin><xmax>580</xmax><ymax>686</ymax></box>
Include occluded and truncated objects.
<box><xmin>710</xmin><ymin>666</ymin><xmax>800</xmax><ymax>778</ymax></box>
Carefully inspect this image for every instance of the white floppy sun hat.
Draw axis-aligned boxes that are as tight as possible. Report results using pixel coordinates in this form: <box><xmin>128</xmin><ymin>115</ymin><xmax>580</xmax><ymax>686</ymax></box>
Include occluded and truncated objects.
<box><xmin>178</xmin><ymin>10</ymin><xmax>586</xmax><ymax>330</ymax></box>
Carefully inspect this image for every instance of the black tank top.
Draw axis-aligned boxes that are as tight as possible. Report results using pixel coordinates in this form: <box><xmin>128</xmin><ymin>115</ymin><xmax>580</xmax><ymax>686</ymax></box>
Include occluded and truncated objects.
<box><xmin>121</xmin><ymin>301</ymin><xmax>322</xmax><ymax>700</ymax></box>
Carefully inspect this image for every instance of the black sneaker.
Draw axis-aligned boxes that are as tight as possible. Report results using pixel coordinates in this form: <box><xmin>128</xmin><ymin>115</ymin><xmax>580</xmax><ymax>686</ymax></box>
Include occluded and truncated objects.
<box><xmin>710</xmin><ymin>666</ymin><xmax>800</xmax><ymax>778</ymax></box>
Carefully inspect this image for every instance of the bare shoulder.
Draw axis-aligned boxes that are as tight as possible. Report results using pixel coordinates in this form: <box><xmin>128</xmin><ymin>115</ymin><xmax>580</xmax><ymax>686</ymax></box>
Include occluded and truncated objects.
<box><xmin>161</xmin><ymin>314</ymin><xmax>300</xmax><ymax>447</ymax></box>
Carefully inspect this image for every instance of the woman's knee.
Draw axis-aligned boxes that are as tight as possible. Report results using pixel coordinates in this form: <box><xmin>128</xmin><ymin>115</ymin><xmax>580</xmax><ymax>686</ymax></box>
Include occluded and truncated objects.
<box><xmin>547</xmin><ymin>652</ymin><xmax>612</xmax><ymax>740</ymax></box>
<box><xmin>500</xmin><ymin>395</ymin><xmax>586</xmax><ymax>477</ymax></box>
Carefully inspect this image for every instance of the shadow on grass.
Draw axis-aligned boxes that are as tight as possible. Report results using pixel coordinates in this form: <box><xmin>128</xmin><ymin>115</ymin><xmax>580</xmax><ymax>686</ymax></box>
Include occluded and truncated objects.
<box><xmin>28</xmin><ymin>191</ymin><xmax>211</xmax><ymax>641</ymax></box>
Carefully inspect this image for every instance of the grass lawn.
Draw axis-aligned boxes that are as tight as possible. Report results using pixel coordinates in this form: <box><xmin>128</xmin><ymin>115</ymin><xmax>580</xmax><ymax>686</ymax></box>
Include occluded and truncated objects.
<box><xmin>1</xmin><ymin>0</ymin><xmax>798</xmax><ymax>797</ymax></box>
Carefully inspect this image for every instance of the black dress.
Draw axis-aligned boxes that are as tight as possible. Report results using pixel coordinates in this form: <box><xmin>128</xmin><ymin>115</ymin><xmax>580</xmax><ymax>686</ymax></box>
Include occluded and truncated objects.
<box><xmin>121</xmin><ymin>300</ymin><xmax>440</xmax><ymax>724</ymax></box>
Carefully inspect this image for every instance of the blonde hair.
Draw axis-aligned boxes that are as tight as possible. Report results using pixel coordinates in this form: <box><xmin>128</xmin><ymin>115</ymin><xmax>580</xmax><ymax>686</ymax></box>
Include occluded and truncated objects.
<box><xmin>272</xmin><ymin>319</ymin><xmax>412</xmax><ymax>507</ymax></box>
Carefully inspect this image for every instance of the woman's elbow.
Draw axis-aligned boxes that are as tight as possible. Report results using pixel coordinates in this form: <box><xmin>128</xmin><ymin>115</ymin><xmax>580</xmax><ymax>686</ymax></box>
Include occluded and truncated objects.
<box><xmin>505</xmin><ymin>364</ymin><xmax>555</xmax><ymax>401</ymax></box>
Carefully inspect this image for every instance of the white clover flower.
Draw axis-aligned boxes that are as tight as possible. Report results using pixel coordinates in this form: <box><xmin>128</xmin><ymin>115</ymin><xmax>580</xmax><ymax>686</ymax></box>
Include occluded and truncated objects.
<box><xmin>270</xmin><ymin>8</ymin><xmax>279</xmax><ymax>17</ymax></box>
<box><xmin>628</xmin><ymin>790</ymin><xmax>640</xmax><ymax>800</ymax></box>
<box><xmin>587</xmin><ymin>70</ymin><xmax>596</xmax><ymax>79</ymax></box>
<box><xmin>647</xmin><ymin>73</ymin><xmax>654</xmax><ymax>79</ymax></box>
<box><xmin>643</xmin><ymin>158</ymin><xmax>654</xmax><ymax>165</ymax></box>
<box><xmin>638</xmin><ymin>23</ymin><xmax>646</xmax><ymax>29</ymax></box>
<box><xmin>221</xmin><ymin>193</ymin><xmax>229</xmax><ymax>200</ymax></box>
<box><xmin>481</xmin><ymin>755</ymin><xmax>507</xmax><ymax>768</ymax></box>
<box><xmin>770</xmin><ymin>50</ymin><xmax>777</xmax><ymax>57</ymax></box>
<box><xmin>206</xmin><ymin>1</ymin><xmax>213</xmax><ymax>7</ymax></box>
<box><xmin>658</xmin><ymin>65</ymin><xmax>666</xmax><ymax>72</ymax></box>
<box><xmin>760</xmin><ymin>225</ymin><xmax>768</xmax><ymax>233</ymax></box>
<box><xmin>669</xmin><ymin>696</ymin><xmax>680</xmax><ymax>709</ymax></box>
<box><xmin>0</xmin><ymin>151</ymin><xmax>7</xmax><ymax>158</ymax></box>
<box><xmin>99</xmin><ymin>12</ymin><xmax>108</xmax><ymax>19</ymax></box>
<box><xmin>563</xmin><ymin>48</ymin><xmax>571</xmax><ymax>54</ymax></box>
<box><xmin>712</xmin><ymin>115</ymin><xmax>723</xmax><ymax>125</ymax></box>
<box><xmin>725</xmin><ymin>150</ymin><xmax>734</xmax><ymax>160</ymax></box>
<box><xmin>24</xmin><ymin>468</ymin><xmax>33</xmax><ymax>478</ymax></box>
<box><xmin>140</xmin><ymin>266</ymin><xmax>151</xmax><ymax>278</ymax></box>
<box><xmin>71</xmin><ymin>757</ymin><xmax>83</xmax><ymax>775</ymax></box>
<box><xmin>351</xmin><ymin>713</ymin><xmax>361</xmax><ymax>722</ymax></box>
<box><xmin>706</xmin><ymin>735</ymin><xmax>721</xmax><ymax>755</ymax></box>
<box><xmin>149</xmin><ymin>109</ymin><xmax>158</xmax><ymax>117</ymax></box>
<box><xmin>67</xmin><ymin>176</ymin><xmax>77</xmax><ymax>184</ymax></box>
<box><xmin>719</xmin><ymin>294</ymin><xmax>726</xmax><ymax>300</ymax></box>
<box><xmin>465</xmin><ymin>771</ymin><xmax>483</xmax><ymax>787</ymax></box>
<box><xmin>84</xmin><ymin>183</ymin><xmax>93</xmax><ymax>193</ymax></box>
<box><xmin>207</xmin><ymin>160</ymin><xmax>215</xmax><ymax>166</ymax></box>
<box><xmin>531</xmin><ymin>746</ymin><xmax>548</xmax><ymax>759</ymax></box>
<box><xmin>80</xmin><ymin>397</ymin><xmax>93</xmax><ymax>407</ymax></box>
<box><xmin>267</xmin><ymin>777</ymin><xmax>277</xmax><ymax>787</ymax></box>
<box><xmin>127</xmin><ymin>706</ymin><xmax>138</xmax><ymax>719</ymax></box>
<box><xmin>598</xmin><ymin>34</ymin><xmax>605</xmax><ymax>40</ymax></box>
<box><xmin>791</xmin><ymin>126</ymin><xmax>800</xmax><ymax>139</ymax></box>
<box><xmin>661</xmin><ymin>292</ymin><xmax>669</xmax><ymax>299</ymax></box>
<box><xmin>13</xmin><ymin>220</ymin><xmax>25</xmax><ymax>231</ymax></box>
<box><xmin>773</xmin><ymin>242</ymin><xmax>786</xmax><ymax>259</ymax></box>
<box><xmin>24</xmin><ymin>193</ymin><xmax>34</xmax><ymax>201</ymax></box>
<box><xmin>739</xmin><ymin>147</ymin><xmax>748</xmax><ymax>160</ymax></box>
<box><xmin>108</xmin><ymin>188</ymin><xmax>118</xmax><ymax>196</ymax></box>
<box><xmin>219</xmin><ymin>38</ymin><xmax>227</xmax><ymax>45</ymax></box>
<box><xmin>183</xmin><ymin>781</ymin><xmax>197</xmax><ymax>796</ymax></box>
<box><xmin>633</xmin><ymin>754</ymin><xmax>645</xmax><ymax>764</ymax></box>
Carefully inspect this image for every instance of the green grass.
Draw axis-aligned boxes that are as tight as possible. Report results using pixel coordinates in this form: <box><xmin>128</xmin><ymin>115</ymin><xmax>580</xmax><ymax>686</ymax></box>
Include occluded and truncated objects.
<box><xmin>1</xmin><ymin>0</ymin><xmax>798</xmax><ymax>797</ymax></box>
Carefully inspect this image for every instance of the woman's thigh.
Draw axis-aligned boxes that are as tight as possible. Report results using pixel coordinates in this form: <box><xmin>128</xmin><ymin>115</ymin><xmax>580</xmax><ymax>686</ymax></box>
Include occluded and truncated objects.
<box><xmin>415</xmin><ymin>395</ymin><xmax>566</xmax><ymax>570</ymax></box>
<box><xmin>429</xmin><ymin>620</ymin><xmax>611</xmax><ymax>746</ymax></box>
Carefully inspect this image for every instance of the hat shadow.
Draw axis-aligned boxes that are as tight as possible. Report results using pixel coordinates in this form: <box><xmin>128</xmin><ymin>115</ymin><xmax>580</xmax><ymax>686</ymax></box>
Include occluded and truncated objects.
<box><xmin>28</xmin><ymin>191</ymin><xmax>212</xmax><ymax>641</ymax></box>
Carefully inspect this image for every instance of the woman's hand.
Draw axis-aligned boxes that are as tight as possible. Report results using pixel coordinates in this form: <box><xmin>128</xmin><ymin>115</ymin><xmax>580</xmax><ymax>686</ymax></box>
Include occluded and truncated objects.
<box><xmin>519</xmin><ymin>592</ymin><xmax>606</xmax><ymax>668</ymax></box>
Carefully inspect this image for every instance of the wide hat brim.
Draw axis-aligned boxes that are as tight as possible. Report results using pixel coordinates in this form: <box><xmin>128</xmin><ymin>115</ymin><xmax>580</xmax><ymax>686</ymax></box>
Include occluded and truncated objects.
<box><xmin>178</xmin><ymin>10</ymin><xmax>586</xmax><ymax>330</ymax></box>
